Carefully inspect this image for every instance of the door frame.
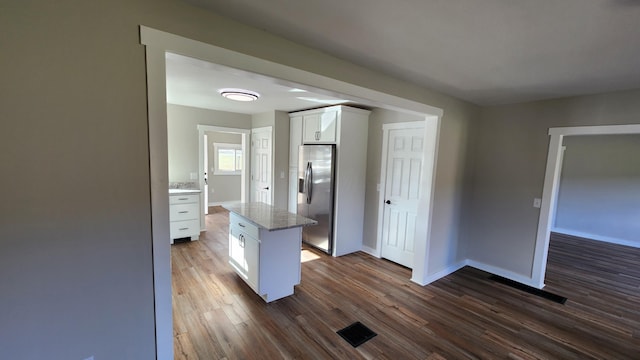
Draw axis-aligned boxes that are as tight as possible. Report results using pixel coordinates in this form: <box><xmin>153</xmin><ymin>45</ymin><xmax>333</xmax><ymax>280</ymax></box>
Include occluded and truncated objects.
<box><xmin>532</xmin><ymin>123</ymin><xmax>640</xmax><ymax>288</ymax></box>
<box><xmin>375</xmin><ymin>121</ymin><xmax>425</xmax><ymax>265</ymax></box>
<box><xmin>140</xmin><ymin>26</ymin><xmax>442</xmax><ymax>360</ymax></box>
<box><xmin>198</xmin><ymin>125</ymin><xmax>250</xmax><ymax>218</ymax></box>
<box><xmin>250</xmin><ymin>126</ymin><xmax>274</xmax><ymax>204</ymax></box>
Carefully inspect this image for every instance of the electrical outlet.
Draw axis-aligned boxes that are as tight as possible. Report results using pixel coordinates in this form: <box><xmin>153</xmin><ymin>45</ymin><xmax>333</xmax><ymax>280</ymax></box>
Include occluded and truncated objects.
<box><xmin>533</xmin><ymin>198</ymin><xmax>542</xmax><ymax>208</ymax></box>
<box><xmin>280</xmin><ymin>171</ymin><xmax>285</xmax><ymax>179</ymax></box>
<box><xmin>190</xmin><ymin>172</ymin><xmax>198</xmax><ymax>180</ymax></box>
<box><xmin>376</xmin><ymin>184</ymin><xmax>381</xmax><ymax>192</ymax></box>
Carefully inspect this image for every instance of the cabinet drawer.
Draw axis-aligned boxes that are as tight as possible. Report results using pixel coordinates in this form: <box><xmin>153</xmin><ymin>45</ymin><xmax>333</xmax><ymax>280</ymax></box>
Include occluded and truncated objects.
<box><xmin>170</xmin><ymin>203</ymin><xmax>199</xmax><ymax>221</ymax></box>
<box><xmin>229</xmin><ymin>213</ymin><xmax>260</xmax><ymax>239</ymax></box>
<box><xmin>170</xmin><ymin>219</ymin><xmax>200</xmax><ymax>239</ymax></box>
<box><xmin>169</xmin><ymin>194</ymin><xmax>199</xmax><ymax>205</ymax></box>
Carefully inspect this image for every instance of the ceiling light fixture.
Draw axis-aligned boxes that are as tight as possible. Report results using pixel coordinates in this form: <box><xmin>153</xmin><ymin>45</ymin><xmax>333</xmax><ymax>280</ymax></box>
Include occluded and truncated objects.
<box><xmin>218</xmin><ymin>88</ymin><xmax>260</xmax><ymax>102</ymax></box>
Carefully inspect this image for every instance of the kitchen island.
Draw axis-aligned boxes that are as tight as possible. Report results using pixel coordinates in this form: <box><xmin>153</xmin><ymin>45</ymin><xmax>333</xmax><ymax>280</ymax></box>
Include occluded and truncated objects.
<box><xmin>223</xmin><ymin>202</ymin><xmax>317</xmax><ymax>302</ymax></box>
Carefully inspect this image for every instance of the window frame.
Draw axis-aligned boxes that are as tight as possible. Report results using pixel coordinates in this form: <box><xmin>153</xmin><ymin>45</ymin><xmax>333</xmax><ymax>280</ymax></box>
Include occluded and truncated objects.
<box><xmin>213</xmin><ymin>142</ymin><xmax>243</xmax><ymax>175</ymax></box>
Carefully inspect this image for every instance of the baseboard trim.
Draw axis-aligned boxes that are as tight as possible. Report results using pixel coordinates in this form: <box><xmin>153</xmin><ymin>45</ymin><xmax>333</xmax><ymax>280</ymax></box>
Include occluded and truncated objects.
<box><xmin>466</xmin><ymin>260</ymin><xmax>541</xmax><ymax>289</ymax></box>
<box><xmin>552</xmin><ymin>227</ymin><xmax>639</xmax><ymax>249</ymax></box>
<box><xmin>411</xmin><ymin>260</ymin><xmax>467</xmax><ymax>286</ymax></box>
<box><xmin>360</xmin><ymin>245</ymin><xmax>380</xmax><ymax>258</ymax></box>
<box><xmin>387</xmin><ymin>257</ymin><xmax>545</xmax><ymax>290</ymax></box>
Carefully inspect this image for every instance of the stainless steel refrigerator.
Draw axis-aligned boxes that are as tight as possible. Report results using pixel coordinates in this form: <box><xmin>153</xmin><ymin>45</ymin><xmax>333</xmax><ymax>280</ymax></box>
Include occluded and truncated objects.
<box><xmin>297</xmin><ymin>144</ymin><xmax>336</xmax><ymax>254</ymax></box>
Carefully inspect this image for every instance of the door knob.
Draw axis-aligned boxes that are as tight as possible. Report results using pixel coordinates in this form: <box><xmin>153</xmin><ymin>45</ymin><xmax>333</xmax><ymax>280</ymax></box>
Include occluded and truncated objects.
<box><xmin>263</xmin><ymin>186</ymin><xmax>270</xmax><ymax>190</ymax></box>
<box><xmin>385</xmin><ymin>200</ymin><xmax>391</xmax><ymax>204</ymax></box>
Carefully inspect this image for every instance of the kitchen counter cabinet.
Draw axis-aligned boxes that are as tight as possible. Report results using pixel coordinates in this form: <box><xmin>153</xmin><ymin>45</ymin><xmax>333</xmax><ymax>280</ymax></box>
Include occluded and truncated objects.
<box><xmin>169</xmin><ymin>189</ymin><xmax>201</xmax><ymax>244</ymax></box>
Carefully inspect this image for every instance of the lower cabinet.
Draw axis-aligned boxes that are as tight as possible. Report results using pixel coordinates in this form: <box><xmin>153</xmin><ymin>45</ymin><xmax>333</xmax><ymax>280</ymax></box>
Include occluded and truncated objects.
<box><xmin>228</xmin><ymin>212</ymin><xmax>302</xmax><ymax>302</ymax></box>
<box><xmin>169</xmin><ymin>193</ymin><xmax>201</xmax><ymax>244</ymax></box>
<box><xmin>229</xmin><ymin>224</ymin><xmax>259</xmax><ymax>291</ymax></box>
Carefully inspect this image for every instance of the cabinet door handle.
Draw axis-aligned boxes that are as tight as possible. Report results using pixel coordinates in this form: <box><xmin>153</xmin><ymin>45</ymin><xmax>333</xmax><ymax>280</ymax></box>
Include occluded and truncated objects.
<box><xmin>239</xmin><ymin>234</ymin><xmax>245</xmax><ymax>248</ymax></box>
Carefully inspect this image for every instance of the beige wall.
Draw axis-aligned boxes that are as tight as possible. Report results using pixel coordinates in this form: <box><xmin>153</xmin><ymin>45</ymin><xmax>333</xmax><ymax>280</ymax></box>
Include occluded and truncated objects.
<box><xmin>1</xmin><ymin>0</ymin><xmax>475</xmax><ymax>358</ymax></box>
<box><xmin>207</xmin><ymin>131</ymin><xmax>242</xmax><ymax>203</ymax></box>
<box><xmin>554</xmin><ymin>134</ymin><xmax>640</xmax><ymax>245</ymax></box>
<box><xmin>167</xmin><ymin>104</ymin><xmax>251</xmax><ymax>183</ymax></box>
<box><xmin>462</xmin><ymin>89</ymin><xmax>640</xmax><ymax>278</ymax></box>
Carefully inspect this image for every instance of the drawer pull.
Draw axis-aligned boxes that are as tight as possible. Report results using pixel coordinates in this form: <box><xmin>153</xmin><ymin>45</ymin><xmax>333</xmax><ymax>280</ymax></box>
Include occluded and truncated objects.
<box><xmin>179</xmin><ymin>227</ymin><xmax>189</xmax><ymax>231</ymax></box>
<box><xmin>178</xmin><ymin>197</ymin><xmax>189</xmax><ymax>200</ymax></box>
<box><xmin>238</xmin><ymin>223</ymin><xmax>245</xmax><ymax>228</ymax></box>
<box><xmin>178</xmin><ymin>211</ymin><xmax>189</xmax><ymax>214</ymax></box>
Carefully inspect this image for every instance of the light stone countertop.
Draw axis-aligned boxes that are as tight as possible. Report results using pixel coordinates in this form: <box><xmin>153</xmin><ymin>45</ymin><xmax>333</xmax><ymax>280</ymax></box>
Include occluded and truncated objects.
<box><xmin>169</xmin><ymin>189</ymin><xmax>201</xmax><ymax>195</ymax></box>
<box><xmin>224</xmin><ymin>202</ymin><xmax>317</xmax><ymax>231</ymax></box>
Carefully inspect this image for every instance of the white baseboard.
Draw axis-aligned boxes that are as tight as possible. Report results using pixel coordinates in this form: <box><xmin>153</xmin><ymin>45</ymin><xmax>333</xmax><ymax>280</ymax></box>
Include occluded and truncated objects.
<box><xmin>381</xmin><ymin>257</ymin><xmax>545</xmax><ymax>290</ymax></box>
<box><xmin>552</xmin><ymin>227</ymin><xmax>640</xmax><ymax>249</ymax></box>
<box><xmin>360</xmin><ymin>245</ymin><xmax>380</xmax><ymax>257</ymax></box>
<box><xmin>411</xmin><ymin>260</ymin><xmax>467</xmax><ymax>286</ymax></box>
<box><xmin>466</xmin><ymin>259</ymin><xmax>541</xmax><ymax>289</ymax></box>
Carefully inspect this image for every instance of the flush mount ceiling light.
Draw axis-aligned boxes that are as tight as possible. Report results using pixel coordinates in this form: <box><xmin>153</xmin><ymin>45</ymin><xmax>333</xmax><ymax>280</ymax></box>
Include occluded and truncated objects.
<box><xmin>218</xmin><ymin>88</ymin><xmax>260</xmax><ymax>102</ymax></box>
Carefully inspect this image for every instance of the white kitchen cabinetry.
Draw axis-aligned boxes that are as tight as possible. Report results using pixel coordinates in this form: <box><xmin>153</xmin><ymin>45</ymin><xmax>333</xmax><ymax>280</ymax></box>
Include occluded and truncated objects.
<box><xmin>289</xmin><ymin>115</ymin><xmax>303</xmax><ymax>213</ymax></box>
<box><xmin>169</xmin><ymin>192</ymin><xmax>201</xmax><ymax>244</ymax></box>
<box><xmin>289</xmin><ymin>115</ymin><xmax>303</xmax><ymax>167</ymax></box>
<box><xmin>227</xmin><ymin>210</ymin><xmax>310</xmax><ymax>302</ymax></box>
<box><xmin>288</xmin><ymin>105</ymin><xmax>370</xmax><ymax>256</ymax></box>
<box><xmin>229</xmin><ymin>221</ymin><xmax>259</xmax><ymax>290</ymax></box>
<box><xmin>302</xmin><ymin>109</ymin><xmax>337</xmax><ymax>143</ymax></box>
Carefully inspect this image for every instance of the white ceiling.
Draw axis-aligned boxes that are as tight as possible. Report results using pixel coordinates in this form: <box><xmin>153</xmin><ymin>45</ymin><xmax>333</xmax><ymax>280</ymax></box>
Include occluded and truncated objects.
<box><xmin>184</xmin><ymin>0</ymin><xmax>640</xmax><ymax>106</ymax></box>
<box><xmin>165</xmin><ymin>53</ymin><xmax>358</xmax><ymax>114</ymax></box>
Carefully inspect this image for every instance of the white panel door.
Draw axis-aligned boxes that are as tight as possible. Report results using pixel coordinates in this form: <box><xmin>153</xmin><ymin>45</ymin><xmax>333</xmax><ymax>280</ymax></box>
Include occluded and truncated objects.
<box><xmin>251</xmin><ymin>128</ymin><xmax>272</xmax><ymax>204</ymax></box>
<box><xmin>381</xmin><ymin>127</ymin><xmax>424</xmax><ymax>268</ymax></box>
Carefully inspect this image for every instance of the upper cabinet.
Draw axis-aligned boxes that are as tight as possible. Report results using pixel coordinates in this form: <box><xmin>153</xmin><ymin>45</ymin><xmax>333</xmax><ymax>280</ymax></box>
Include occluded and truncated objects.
<box><xmin>302</xmin><ymin>109</ymin><xmax>338</xmax><ymax>143</ymax></box>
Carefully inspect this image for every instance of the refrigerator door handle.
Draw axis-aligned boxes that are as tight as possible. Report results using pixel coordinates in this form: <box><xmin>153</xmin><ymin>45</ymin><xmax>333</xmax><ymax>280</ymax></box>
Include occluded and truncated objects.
<box><xmin>307</xmin><ymin>162</ymin><xmax>313</xmax><ymax>204</ymax></box>
<box><xmin>303</xmin><ymin>162</ymin><xmax>310</xmax><ymax>199</ymax></box>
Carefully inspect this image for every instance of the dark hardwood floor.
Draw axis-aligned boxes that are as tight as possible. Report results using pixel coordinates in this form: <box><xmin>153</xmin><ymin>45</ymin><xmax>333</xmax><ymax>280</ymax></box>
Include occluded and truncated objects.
<box><xmin>171</xmin><ymin>209</ymin><xmax>640</xmax><ymax>359</ymax></box>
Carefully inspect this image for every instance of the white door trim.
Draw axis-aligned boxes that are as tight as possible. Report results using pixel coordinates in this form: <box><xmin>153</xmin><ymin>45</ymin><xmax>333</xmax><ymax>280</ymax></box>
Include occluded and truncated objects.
<box><xmin>375</xmin><ymin>121</ymin><xmax>425</xmax><ymax>258</ymax></box>
<box><xmin>140</xmin><ymin>25</ymin><xmax>443</xmax><ymax>360</ymax></box>
<box><xmin>532</xmin><ymin>123</ymin><xmax>640</xmax><ymax>288</ymax></box>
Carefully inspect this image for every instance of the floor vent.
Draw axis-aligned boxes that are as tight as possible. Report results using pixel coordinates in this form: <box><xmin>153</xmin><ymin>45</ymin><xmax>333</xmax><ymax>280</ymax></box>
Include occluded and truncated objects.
<box><xmin>337</xmin><ymin>321</ymin><xmax>377</xmax><ymax>347</ymax></box>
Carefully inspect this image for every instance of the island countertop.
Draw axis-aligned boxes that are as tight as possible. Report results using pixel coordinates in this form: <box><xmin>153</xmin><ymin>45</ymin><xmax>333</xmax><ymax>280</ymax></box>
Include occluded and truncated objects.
<box><xmin>224</xmin><ymin>202</ymin><xmax>317</xmax><ymax>231</ymax></box>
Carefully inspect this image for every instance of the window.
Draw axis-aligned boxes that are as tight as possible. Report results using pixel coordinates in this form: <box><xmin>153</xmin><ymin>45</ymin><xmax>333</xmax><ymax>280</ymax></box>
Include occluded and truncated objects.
<box><xmin>213</xmin><ymin>143</ymin><xmax>242</xmax><ymax>175</ymax></box>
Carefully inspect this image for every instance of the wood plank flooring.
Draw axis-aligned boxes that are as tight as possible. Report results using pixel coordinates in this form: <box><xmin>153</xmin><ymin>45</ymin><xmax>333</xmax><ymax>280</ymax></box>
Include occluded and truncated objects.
<box><xmin>171</xmin><ymin>209</ymin><xmax>640</xmax><ymax>359</ymax></box>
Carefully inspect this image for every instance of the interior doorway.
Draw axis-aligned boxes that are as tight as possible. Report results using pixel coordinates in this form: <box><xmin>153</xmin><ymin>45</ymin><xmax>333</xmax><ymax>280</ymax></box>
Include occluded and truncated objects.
<box><xmin>532</xmin><ymin>124</ymin><xmax>640</xmax><ymax>289</ymax></box>
<box><xmin>140</xmin><ymin>26</ymin><xmax>443</xmax><ymax>360</ymax></box>
<box><xmin>378</xmin><ymin>121</ymin><xmax>426</xmax><ymax>269</ymax></box>
<box><xmin>198</xmin><ymin>125</ymin><xmax>250</xmax><ymax>219</ymax></box>
<box><xmin>250</xmin><ymin>126</ymin><xmax>273</xmax><ymax>204</ymax></box>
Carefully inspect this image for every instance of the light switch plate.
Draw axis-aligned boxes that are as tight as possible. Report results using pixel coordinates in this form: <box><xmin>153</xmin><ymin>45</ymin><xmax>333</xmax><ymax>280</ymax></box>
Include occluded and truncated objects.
<box><xmin>533</xmin><ymin>198</ymin><xmax>542</xmax><ymax>208</ymax></box>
